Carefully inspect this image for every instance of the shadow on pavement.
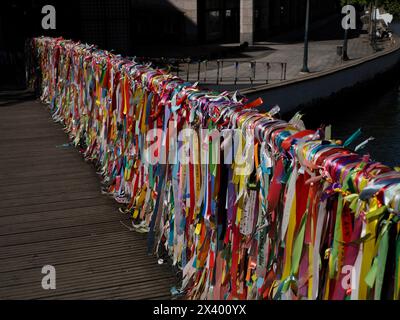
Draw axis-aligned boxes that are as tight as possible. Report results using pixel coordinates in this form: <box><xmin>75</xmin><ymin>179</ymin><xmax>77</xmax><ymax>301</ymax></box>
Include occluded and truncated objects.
<box><xmin>0</xmin><ymin>89</ymin><xmax>36</xmax><ymax>107</ymax></box>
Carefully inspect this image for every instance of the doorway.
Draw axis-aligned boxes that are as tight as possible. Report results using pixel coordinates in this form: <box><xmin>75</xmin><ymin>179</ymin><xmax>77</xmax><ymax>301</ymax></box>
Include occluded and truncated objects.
<box><xmin>200</xmin><ymin>0</ymin><xmax>240</xmax><ymax>43</ymax></box>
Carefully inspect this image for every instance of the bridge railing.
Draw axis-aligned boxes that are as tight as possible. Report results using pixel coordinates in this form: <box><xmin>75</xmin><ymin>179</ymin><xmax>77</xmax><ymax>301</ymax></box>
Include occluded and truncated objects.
<box><xmin>136</xmin><ymin>57</ymin><xmax>287</xmax><ymax>85</ymax></box>
<box><xmin>28</xmin><ymin>37</ymin><xmax>400</xmax><ymax>301</ymax></box>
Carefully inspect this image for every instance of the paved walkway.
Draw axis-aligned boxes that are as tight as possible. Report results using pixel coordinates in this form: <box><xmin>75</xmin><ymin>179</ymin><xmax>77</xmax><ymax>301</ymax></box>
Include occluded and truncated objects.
<box><xmin>182</xmin><ymin>35</ymin><xmax>388</xmax><ymax>88</ymax></box>
<box><xmin>0</xmin><ymin>92</ymin><xmax>177</xmax><ymax>299</ymax></box>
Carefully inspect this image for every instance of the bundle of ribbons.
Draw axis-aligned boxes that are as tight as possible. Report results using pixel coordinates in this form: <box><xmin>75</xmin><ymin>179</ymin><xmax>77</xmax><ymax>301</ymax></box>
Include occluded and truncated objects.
<box><xmin>28</xmin><ymin>37</ymin><xmax>400</xmax><ymax>300</ymax></box>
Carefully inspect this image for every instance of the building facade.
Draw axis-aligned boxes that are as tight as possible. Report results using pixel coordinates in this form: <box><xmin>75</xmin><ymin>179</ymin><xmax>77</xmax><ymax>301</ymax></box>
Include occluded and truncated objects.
<box><xmin>128</xmin><ymin>0</ymin><xmax>340</xmax><ymax>46</ymax></box>
<box><xmin>1</xmin><ymin>0</ymin><xmax>341</xmax><ymax>58</ymax></box>
<box><xmin>131</xmin><ymin>0</ymin><xmax>340</xmax><ymax>45</ymax></box>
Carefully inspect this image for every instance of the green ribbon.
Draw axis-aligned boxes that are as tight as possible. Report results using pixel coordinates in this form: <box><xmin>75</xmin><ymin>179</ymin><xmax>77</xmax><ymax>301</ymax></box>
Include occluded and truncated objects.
<box><xmin>344</xmin><ymin>128</ymin><xmax>362</xmax><ymax>148</ymax></box>
<box><xmin>330</xmin><ymin>194</ymin><xmax>343</xmax><ymax>279</ymax></box>
<box><xmin>395</xmin><ymin>233</ymin><xmax>400</xmax><ymax>300</ymax></box>
<box><xmin>365</xmin><ymin>219</ymin><xmax>391</xmax><ymax>299</ymax></box>
<box><xmin>291</xmin><ymin>211</ymin><xmax>308</xmax><ymax>276</ymax></box>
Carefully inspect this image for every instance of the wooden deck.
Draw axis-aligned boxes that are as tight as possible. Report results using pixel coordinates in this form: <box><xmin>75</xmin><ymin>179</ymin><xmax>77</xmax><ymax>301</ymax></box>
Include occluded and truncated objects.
<box><xmin>0</xmin><ymin>91</ymin><xmax>177</xmax><ymax>299</ymax></box>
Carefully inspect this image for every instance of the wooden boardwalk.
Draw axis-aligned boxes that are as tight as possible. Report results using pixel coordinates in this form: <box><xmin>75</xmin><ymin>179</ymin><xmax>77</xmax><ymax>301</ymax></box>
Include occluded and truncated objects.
<box><xmin>0</xmin><ymin>91</ymin><xmax>177</xmax><ymax>299</ymax></box>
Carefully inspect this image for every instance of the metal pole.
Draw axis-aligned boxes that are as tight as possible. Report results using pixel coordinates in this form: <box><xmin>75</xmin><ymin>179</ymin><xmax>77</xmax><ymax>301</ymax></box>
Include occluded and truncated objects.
<box><xmin>216</xmin><ymin>60</ymin><xmax>220</xmax><ymax>85</ymax></box>
<box><xmin>368</xmin><ymin>3</ymin><xmax>373</xmax><ymax>42</ymax></box>
<box><xmin>251</xmin><ymin>62</ymin><xmax>256</xmax><ymax>84</ymax></box>
<box><xmin>220</xmin><ymin>60</ymin><xmax>224</xmax><ymax>82</ymax></box>
<box><xmin>343</xmin><ymin>30</ymin><xmax>349</xmax><ymax>61</ymax></box>
<box><xmin>234</xmin><ymin>61</ymin><xmax>239</xmax><ymax>85</ymax></box>
<box><xmin>342</xmin><ymin>1</ymin><xmax>350</xmax><ymax>61</ymax></box>
<box><xmin>283</xmin><ymin>63</ymin><xmax>287</xmax><ymax>80</ymax></box>
<box><xmin>204</xmin><ymin>60</ymin><xmax>208</xmax><ymax>82</ymax></box>
<box><xmin>301</xmin><ymin>0</ymin><xmax>310</xmax><ymax>73</ymax></box>
<box><xmin>197</xmin><ymin>61</ymin><xmax>201</xmax><ymax>82</ymax></box>
<box><xmin>373</xmin><ymin>0</ymin><xmax>378</xmax><ymax>49</ymax></box>
<box><xmin>249</xmin><ymin>62</ymin><xmax>253</xmax><ymax>84</ymax></box>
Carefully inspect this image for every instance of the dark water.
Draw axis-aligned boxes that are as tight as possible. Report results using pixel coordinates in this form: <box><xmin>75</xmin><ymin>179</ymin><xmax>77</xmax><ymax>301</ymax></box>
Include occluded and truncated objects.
<box><xmin>293</xmin><ymin>22</ymin><xmax>400</xmax><ymax>168</ymax></box>
<box><xmin>300</xmin><ymin>80</ymin><xmax>400</xmax><ymax>168</ymax></box>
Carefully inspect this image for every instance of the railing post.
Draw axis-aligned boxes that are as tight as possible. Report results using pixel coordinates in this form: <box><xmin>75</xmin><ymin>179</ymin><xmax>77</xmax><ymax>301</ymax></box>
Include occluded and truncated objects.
<box><xmin>204</xmin><ymin>60</ymin><xmax>208</xmax><ymax>82</ymax></box>
<box><xmin>216</xmin><ymin>60</ymin><xmax>220</xmax><ymax>85</ymax></box>
<box><xmin>220</xmin><ymin>60</ymin><xmax>224</xmax><ymax>82</ymax></box>
<box><xmin>284</xmin><ymin>63</ymin><xmax>287</xmax><ymax>80</ymax></box>
<box><xmin>250</xmin><ymin>61</ymin><xmax>256</xmax><ymax>85</ymax></box>
<box><xmin>197</xmin><ymin>61</ymin><xmax>201</xmax><ymax>82</ymax></box>
<box><xmin>266</xmin><ymin>62</ymin><xmax>270</xmax><ymax>84</ymax></box>
<box><xmin>186</xmin><ymin>59</ymin><xmax>190</xmax><ymax>82</ymax></box>
<box><xmin>234</xmin><ymin>61</ymin><xmax>239</xmax><ymax>85</ymax></box>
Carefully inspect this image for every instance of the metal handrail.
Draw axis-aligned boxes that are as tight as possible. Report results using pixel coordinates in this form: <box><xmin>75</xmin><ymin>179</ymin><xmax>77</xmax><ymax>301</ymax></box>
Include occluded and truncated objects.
<box><xmin>136</xmin><ymin>57</ymin><xmax>288</xmax><ymax>85</ymax></box>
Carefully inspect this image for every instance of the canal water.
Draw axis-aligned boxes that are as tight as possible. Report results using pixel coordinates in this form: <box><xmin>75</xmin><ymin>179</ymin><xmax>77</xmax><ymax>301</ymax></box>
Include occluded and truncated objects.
<box><xmin>298</xmin><ymin>22</ymin><xmax>400</xmax><ymax>168</ymax></box>
<box><xmin>301</xmin><ymin>79</ymin><xmax>400</xmax><ymax>168</ymax></box>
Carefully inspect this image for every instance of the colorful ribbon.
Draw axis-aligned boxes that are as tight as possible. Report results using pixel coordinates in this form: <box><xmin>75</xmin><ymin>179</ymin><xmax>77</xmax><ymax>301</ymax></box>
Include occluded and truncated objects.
<box><xmin>28</xmin><ymin>37</ymin><xmax>400</xmax><ymax>300</ymax></box>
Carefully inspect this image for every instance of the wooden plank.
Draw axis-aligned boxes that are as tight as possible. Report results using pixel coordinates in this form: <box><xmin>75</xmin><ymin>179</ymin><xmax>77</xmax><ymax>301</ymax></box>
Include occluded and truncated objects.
<box><xmin>0</xmin><ymin>190</ymin><xmax>106</xmax><ymax>209</ymax></box>
<box><xmin>0</xmin><ymin>209</ymin><xmax>125</xmax><ymax>235</ymax></box>
<box><xmin>0</xmin><ymin>204</ymin><xmax>117</xmax><ymax>225</ymax></box>
<box><xmin>0</xmin><ymin>231</ymin><xmax>138</xmax><ymax>260</ymax></box>
<box><xmin>0</xmin><ymin>93</ymin><xmax>177</xmax><ymax>300</ymax></box>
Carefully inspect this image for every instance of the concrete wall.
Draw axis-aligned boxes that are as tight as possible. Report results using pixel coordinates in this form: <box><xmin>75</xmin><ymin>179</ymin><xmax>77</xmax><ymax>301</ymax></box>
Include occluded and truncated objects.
<box><xmin>240</xmin><ymin>0</ymin><xmax>254</xmax><ymax>44</ymax></box>
<box><xmin>169</xmin><ymin>0</ymin><xmax>198</xmax><ymax>39</ymax></box>
<box><xmin>130</xmin><ymin>0</ymin><xmax>198</xmax><ymax>45</ymax></box>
